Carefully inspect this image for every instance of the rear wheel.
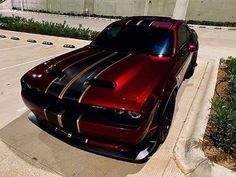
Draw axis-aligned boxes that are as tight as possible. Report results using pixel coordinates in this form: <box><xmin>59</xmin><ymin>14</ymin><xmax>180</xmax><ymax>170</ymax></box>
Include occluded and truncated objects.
<box><xmin>157</xmin><ymin>93</ymin><xmax>176</xmax><ymax>143</ymax></box>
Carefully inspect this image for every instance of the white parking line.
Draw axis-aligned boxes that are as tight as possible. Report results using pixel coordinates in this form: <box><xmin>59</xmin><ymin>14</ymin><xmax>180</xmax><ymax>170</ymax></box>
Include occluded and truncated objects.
<box><xmin>0</xmin><ymin>43</ymin><xmax>39</xmax><ymax>51</ymax></box>
<box><xmin>0</xmin><ymin>51</ymin><xmax>71</xmax><ymax>71</ymax></box>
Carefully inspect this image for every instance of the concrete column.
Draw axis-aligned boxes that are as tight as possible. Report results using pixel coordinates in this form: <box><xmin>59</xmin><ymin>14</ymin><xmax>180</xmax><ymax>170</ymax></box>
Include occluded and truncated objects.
<box><xmin>10</xmin><ymin>0</ymin><xmax>13</xmax><ymax>9</ymax></box>
<box><xmin>20</xmin><ymin>0</ymin><xmax>24</xmax><ymax>11</ymax></box>
<box><xmin>144</xmin><ymin>0</ymin><xmax>149</xmax><ymax>16</ymax></box>
<box><xmin>172</xmin><ymin>0</ymin><xmax>189</xmax><ymax>20</ymax></box>
<box><xmin>84</xmin><ymin>0</ymin><xmax>94</xmax><ymax>15</ymax></box>
<box><xmin>46</xmin><ymin>0</ymin><xmax>48</xmax><ymax>11</ymax></box>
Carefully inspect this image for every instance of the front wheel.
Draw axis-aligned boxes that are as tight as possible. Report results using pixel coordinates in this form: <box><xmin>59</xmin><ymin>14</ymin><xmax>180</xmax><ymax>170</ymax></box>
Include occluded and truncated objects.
<box><xmin>157</xmin><ymin>94</ymin><xmax>176</xmax><ymax>143</ymax></box>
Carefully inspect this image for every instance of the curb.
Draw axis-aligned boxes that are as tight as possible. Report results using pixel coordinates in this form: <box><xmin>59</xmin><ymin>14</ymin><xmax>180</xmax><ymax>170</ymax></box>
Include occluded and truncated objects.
<box><xmin>0</xmin><ymin>34</ymin><xmax>6</xmax><ymax>38</ymax></box>
<box><xmin>63</xmin><ymin>44</ymin><xmax>75</xmax><ymax>48</ymax></box>
<box><xmin>173</xmin><ymin>60</ymin><xmax>236</xmax><ymax>177</ymax></box>
<box><xmin>189</xmin><ymin>24</ymin><xmax>236</xmax><ymax>31</ymax></box>
<box><xmin>27</xmin><ymin>39</ymin><xmax>37</xmax><ymax>43</ymax></box>
<box><xmin>42</xmin><ymin>41</ymin><xmax>53</xmax><ymax>45</ymax></box>
<box><xmin>10</xmin><ymin>36</ymin><xmax>20</xmax><ymax>40</ymax></box>
<box><xmin>0</xmin><ymin>34</ymin><xmax>79</xmax><ymax>48</ymax></box>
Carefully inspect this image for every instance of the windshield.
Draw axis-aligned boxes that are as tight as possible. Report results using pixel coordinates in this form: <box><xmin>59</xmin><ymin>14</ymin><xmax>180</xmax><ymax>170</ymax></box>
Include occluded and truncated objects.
<box><xmin>90</xmin><ymin>25</ymin><xmax>174</xmax><ymax>56</ymax></box>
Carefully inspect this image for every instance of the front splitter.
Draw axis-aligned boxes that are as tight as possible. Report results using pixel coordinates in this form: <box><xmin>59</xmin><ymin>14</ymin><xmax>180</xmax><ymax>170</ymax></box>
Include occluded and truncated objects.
<box><xmin>28</xmin><ymin>112</ymin><xmax>160</xmax><ymax>163</ymax></box>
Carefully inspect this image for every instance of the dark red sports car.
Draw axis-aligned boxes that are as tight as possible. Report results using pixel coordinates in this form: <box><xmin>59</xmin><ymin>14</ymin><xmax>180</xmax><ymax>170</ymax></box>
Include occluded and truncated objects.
<box><xmin>21</xmin><ymin>16</ymin><xmax>198</xmax><ymax>162</ymax></box>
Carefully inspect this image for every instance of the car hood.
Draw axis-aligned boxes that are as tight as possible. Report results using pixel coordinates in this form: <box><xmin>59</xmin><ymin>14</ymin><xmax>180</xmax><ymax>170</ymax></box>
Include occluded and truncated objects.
<box><xmin>22</xmin><ymin>47</ymin><xmax>172</xmax><ymax>112</ymax></box>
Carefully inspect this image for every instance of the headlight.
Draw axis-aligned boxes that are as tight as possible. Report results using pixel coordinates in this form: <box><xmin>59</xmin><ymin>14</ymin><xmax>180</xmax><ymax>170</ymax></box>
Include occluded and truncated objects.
<box><xmin>128</xmin><ymin>111</ymin><xmax>141</xmax><ymax>119</ymax></box>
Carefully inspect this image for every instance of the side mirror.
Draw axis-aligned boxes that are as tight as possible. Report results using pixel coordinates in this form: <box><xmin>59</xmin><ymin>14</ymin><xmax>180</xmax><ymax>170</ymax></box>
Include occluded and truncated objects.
<box><xmin>188</xmin><ymin>43</ymin><xmax>198</xmax><ymax>52</ymax></box>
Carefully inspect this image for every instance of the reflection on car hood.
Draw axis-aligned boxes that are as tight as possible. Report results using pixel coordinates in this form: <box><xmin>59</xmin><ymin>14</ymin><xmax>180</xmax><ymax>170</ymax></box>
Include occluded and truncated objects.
<box><xmin>22</xmin><ymin>47</ymin><xmax>172</xmax><ymax>111</ymax></box>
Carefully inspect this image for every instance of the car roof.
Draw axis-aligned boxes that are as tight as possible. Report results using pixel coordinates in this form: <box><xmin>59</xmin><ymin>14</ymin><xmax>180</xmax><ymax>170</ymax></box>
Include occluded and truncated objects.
<box><xmin>111</xmin><ymin>16</ymin><xmax>183</xmax><ymax>29</ymax></box>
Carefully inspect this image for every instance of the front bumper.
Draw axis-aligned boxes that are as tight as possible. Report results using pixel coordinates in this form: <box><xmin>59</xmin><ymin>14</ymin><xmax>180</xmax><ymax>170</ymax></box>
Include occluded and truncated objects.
<box><xmin>22</xmin><ymin>91</ymin><xmax>160</xmax><ymax>162</ymax></box>
<box><xmin>29</xmin><ymin>112</ymin><xmax>160</xmax><ymax>163</ymax></box>
<box><xmin>21</xmin><ymin>91</ymin><xmax>147</xmax><ymax>145</ymax></box>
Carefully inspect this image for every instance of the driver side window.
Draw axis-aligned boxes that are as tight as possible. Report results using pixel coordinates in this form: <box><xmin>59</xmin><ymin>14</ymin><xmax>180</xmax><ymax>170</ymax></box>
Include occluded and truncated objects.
<box><xmin>177</xmin><ymin>25</ymin><xmax>191</xmax><ymax>50</ymax></box>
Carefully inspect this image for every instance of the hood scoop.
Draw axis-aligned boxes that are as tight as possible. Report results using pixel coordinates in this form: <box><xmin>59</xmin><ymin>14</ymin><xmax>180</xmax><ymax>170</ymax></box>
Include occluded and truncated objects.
<box><xmin>46</xmin><ymin>65</ymin><xmax>65</xmax><ymax>78</ymax></box>
<box><xmin>84</xmin><ymin>78</ymin><xmax>116</xmax><ymax>88</ymax></box>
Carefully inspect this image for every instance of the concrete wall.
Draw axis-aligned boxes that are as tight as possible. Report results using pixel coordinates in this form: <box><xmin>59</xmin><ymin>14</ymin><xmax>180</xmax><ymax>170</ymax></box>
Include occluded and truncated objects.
<box><xmin>0</xmin><ymin>0</ymin><xmax>12</xmax><ymax>9</ymax></box>
<box><xmin>186</xmin><ymin>0</ymin><xmax>236</xmax><ymax>22</ymax></box>
<box><xmin>93</xmin><ymin>0</ymin><xmax>147</xmax><ymax>16</ymax></box>
<box><xmin>12</xmin><ymin>0</ymin><xmax>85</xmax><ymax>14</ymax></box>
<box><xmin>11</xmin><ymin>0</ymin><xmax>175</xmax><ymax>17</ymax></box>
<box><xmin>147</xmin><ymin>0</ymin><xmax>176</xmax><ymax>17</ymax></box>
<box><xmin>9</xmin><ymin>0</ymin><xmax>236</xmax><ymax>22</ymax></box>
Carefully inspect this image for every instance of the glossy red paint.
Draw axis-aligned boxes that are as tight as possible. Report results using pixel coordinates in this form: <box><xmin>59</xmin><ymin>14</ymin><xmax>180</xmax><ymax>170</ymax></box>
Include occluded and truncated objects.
<box><xmin>81</xmin><ymin>54</ymin><xmax>172</xmax><ymax>112</ymax></box>
<box><xmin>79</xmin><ymin>118</ymin><xmax>148</xmax><ymax>145</ymax></box>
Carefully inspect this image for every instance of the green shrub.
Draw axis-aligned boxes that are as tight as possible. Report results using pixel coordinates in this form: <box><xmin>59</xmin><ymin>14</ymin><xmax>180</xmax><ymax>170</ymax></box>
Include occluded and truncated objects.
<box><xmin>211</xmin><ymin>57</ymin><xmax>236</xmax><ymax>155</ymax></box>
<box><xmin>211</xmin><ymin>97</ymin><xmax>236</xmax><ymax>153</ymax></box>
<box><xmin>226</xmin><ymin>56</ymin><xmax>236</xmax><ymax>94</ymax></box>
<box><xmin>0</xmin><ymin>15</ymin><xmax>99</xmax><ymax>40</ymax></box>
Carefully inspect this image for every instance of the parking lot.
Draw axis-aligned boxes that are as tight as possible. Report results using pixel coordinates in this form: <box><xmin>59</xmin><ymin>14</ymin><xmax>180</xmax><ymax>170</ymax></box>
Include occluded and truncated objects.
<box><xmin>0</xmin><ymin>26</ymin><xmax>236</xmax><ymax>176</ymax></box>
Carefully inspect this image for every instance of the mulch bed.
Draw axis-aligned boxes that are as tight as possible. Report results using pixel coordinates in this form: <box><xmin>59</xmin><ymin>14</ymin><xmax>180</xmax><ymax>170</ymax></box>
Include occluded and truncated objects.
<box><xmin>203</xmin><ymin>60</ymin><xmax>236</xmax><ymax>171</ymax></box>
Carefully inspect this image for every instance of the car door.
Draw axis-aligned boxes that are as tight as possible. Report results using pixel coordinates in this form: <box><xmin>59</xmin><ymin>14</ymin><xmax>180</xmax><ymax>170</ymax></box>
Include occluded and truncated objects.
<box><xmin>175</xmin><ymin>24</ymin><xmax>192</xmax><ymax>87</ymax></box>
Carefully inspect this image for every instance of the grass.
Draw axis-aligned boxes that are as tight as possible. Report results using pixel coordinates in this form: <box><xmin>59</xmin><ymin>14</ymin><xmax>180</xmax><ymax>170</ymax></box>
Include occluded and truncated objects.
<box><xmin>0</xmin><ymin>15</ymin><xmax>99</xmax><ymax>40</ymax></box>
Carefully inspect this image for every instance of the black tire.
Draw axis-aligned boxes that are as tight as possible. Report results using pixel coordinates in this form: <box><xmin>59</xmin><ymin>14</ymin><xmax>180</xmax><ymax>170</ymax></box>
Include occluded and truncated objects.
<box><xmin>157</xmin><ymin>93</ymin><xmax>176</xmax><ymax>143</ymax></box>
<box><xmin>185</xmin><ymin>52</ymin><xmax>198</xmax><ymax>79</ymax></box>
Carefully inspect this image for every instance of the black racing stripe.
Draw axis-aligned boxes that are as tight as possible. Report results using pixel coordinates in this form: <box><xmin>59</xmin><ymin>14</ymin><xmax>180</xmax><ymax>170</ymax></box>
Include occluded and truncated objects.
<box><xmin>45</xmin><ymin>105</ymin><xmax>81</xmax><ymax>131</ymax></box>
<box><xmin>53</xmin><ymin>47</ymin><xmax>87</xmax><ymax>63</ymax></box>
<box><xmin>62</xmin><ymin>111</ymin><xmax>81</xmax><ymax>132</ymax></box>
<box><xmin>63</xmin><ymin>53</ymin><xmax>129</xmax><ymax>101</ymax></box>
<box><xmin>45</xmin><ymin>106</ymin><xmax>61</xmax><ymax>127</ymax></box>
<box><xmin>47</xmin><ymin>51</ymin><xmax>112</xmax><ymax>97</ymax></box>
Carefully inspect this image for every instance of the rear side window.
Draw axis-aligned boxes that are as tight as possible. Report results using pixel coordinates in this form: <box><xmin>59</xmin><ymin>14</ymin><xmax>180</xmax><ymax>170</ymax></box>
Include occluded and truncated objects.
<box><xmin>177</xmin><ymin>25</ymin><xmax>191</xmax><ymax>49</ymax></box>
